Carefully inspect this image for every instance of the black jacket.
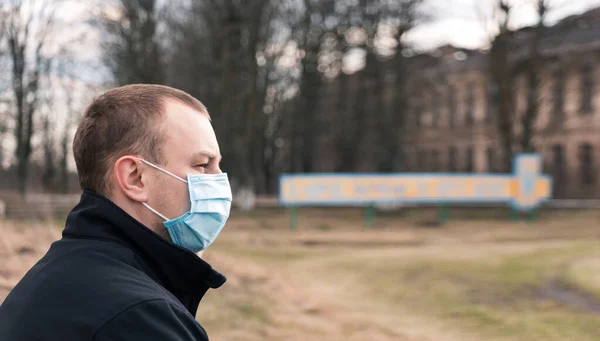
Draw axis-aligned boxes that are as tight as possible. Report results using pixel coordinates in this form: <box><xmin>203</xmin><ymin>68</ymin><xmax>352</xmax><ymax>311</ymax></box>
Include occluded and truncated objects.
<box><xmin>0</xmin><ymin>190</ymin><xmax>226</xmax><ymax>341</ymax></box>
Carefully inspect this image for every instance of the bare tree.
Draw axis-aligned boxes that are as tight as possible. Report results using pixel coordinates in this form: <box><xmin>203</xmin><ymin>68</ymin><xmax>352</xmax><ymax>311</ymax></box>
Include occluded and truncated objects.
<box><xmin>292</xmin><ymin>0</ymin><xmax>337</xmax><ymax>173</ymax></box>
<box><xmin>0</xmin><ymin>100</ymin><xmax>9</xmax><ymax>169</ymax></box>
<box><xmin>40</xmin><ymin>100</ymin><xmax>56</xmax><ymax>192</ymax></box>
<box><xmin>480</xmin><ymin>0</ymin><xmax>549</xmax><ymax>166</ymax></box>
<box><xmin>95</xmin><ymin>0</ymin><xmax>432</xmax><ymax>193</ymax></box>
<box><xmin>59</xmin><ymin>77</ymin><xmax>78</xmax><ymax>193</ymax></box>
<box><xmin>163</xmin><ymin>0</ymin><xmax>280</xmax><ymax>194</ymax></box>
<box><xmin>487</xmin><ymin>0</ymin><xmax>515</xmax><ymax>172</ymax></box>
<box><xmin>98</xmin><ymin>0</ymin><xmax>164</xmax><ymax>85</ymax></box>
<box><xmin>6</xmin><ymin>0</ymin><xmax>56</xmax><ymax>195</ymax></box>
<box><xmin>520</xmin><ymin>0</ymin><xmax>548</xmax><ymax>153</ymax></box>
<box><xmin>327</xmin><ymin>0</ymin><xmax>425</xmax><ymax>172</ymax></box>
<box><xmin>376</xmin><ymin>0</ymin><xmax>424</xmax><ymax>172</ymax></box>
<box><xmin>0</xmin><ymin>98</ymin><xmax>9</xmax><ymax>173</ymax></box>
<box><xmin>0</xmin><ymin>8</ymin><xmax>9</xmax><ymax>170</ymax></box>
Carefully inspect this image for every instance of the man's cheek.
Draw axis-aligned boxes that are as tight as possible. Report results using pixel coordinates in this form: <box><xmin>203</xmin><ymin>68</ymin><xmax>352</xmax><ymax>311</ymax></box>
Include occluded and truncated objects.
<box><xmin>182</xmin><ymin>188</ymin><xmax>192</xmax><ymax>211</ymax></box>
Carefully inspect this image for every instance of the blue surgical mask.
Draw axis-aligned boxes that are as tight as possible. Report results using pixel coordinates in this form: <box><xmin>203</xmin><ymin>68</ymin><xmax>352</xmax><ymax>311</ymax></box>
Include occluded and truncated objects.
<box><xmin>139</xmin><ymin>159</ymin><xmax>232</xmax><ymax>253</ymax></box>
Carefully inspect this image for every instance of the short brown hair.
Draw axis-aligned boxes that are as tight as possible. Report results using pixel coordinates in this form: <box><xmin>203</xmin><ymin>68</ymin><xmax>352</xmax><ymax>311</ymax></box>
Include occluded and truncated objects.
<box><xmin>73</xmin><ymin>84</ymin><xmax>209</xmax><ymax>196</ymax></box>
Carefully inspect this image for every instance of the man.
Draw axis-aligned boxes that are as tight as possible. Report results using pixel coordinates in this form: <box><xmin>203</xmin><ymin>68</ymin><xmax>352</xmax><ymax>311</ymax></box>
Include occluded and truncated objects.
<box><xmin>0</xmin><ymin>84</ymin><xmax>232</xmax><ymax>340</ymax></box>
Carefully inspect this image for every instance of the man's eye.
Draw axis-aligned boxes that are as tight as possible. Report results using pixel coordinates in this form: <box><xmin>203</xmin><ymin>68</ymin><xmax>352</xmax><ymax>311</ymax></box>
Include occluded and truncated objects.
<box><xmin>194</xmin><ymin>164</ymin><xmax>209</xmax><ymax>169</ymax></box>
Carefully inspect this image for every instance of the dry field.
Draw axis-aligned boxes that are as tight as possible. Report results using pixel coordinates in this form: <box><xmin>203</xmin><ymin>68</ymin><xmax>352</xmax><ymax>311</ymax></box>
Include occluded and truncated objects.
<box><xmin>2</xmin><ymin>207</ymin><xmax>600</xmax><ymax>341</ymax></box>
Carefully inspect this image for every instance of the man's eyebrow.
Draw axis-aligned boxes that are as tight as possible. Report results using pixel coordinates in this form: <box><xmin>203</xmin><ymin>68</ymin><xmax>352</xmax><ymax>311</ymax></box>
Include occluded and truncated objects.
<box><xmin>192</xmin><ymin>151</ymin><xmax>222</xmax><ymax>161</ymax></box>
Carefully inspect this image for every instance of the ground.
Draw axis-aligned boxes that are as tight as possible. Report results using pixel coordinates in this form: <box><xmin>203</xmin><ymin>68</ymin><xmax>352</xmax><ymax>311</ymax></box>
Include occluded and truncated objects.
<box><xmin>2</xmin><ymin>206</ymin><xmax>600</xmax><ymax>340</ymax></box>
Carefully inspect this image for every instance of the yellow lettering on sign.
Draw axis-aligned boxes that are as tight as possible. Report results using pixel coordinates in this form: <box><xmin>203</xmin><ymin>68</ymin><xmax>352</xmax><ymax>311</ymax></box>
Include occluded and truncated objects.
<box><xmin>427</xmin><ymin>179</ymin><xmax>437</xmax><ymax>197</ymax></box>
<box><xmin>508</xmin><ymin>179</ymin><xmax>518</xmax><ymax>196</ymax></box>
<box><xmin>407</xmin><ymin>180</ymin><xmax>417</xmax><ymax>197</ymax></box>
<box><xmin>535</xmin><ymin>179</ymin><xmax>550</xmax><ymax>197</ymax></box>
<box><xmin>465</xmin><ymin>179</ymin><xmax>476</xmax><ymax>196</ymax></box>
<box><xmin>280</xmin><ymin>154</ymin><xmax>551</xmax><ymax>208</ymax></box>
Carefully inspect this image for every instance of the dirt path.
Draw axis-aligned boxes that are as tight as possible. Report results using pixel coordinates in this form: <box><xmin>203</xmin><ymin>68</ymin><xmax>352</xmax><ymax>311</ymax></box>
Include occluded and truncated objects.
<box><xmin>210</xmin><ymin>236</ymin><xmax>600</xmax><ymax>341</ymax></box>
<box><xmin>256</xmin><ymin>249</ymin><xmax>483</xmax><ymax>341</ymax></box>
<box><xmin>539</xmin><ymin>279</ymin><xmax>600</xmax><ymax>315</ymax></box>
<box><xmin>204</xmin><ymin>251</ymin><xmax>414</xmax><ymax>341</ymax></box>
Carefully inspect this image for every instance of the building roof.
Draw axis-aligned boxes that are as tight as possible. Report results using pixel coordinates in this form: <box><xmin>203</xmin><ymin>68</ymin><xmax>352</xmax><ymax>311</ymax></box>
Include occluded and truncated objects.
<box><xmin>411</xmin><ymin>6</ymin><xmax>600</xmax><ymax>74</ymax></box>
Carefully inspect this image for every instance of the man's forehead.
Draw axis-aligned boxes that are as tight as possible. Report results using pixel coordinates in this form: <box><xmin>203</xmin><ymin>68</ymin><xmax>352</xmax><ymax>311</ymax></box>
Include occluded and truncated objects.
<box><xmin>162</xmin><ymin>100</ymin><xmax>219</xmax><ymax>154</ymax></box>
<box><xmin>163</xmin><ymin>98</ymin><xmax>209</xmax><ymax>120</ymax></box>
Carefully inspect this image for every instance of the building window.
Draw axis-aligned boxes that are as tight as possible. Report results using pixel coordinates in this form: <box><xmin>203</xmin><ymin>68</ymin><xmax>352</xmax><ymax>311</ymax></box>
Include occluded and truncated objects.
<box><xmin>466</xmin><ymin>82</ymin><xmax>475</xmax><ymax>125</ymax></box>
<box><xmin>486</xmin><ymin>81</ymin><xmax>498</xmax><ymax>123</ymax></box>
<box><xmin>580</xmin><ymin>64</ymin><xmax>595</xmax><ymax>114</ymax></box>
<box><xmin>487</xmin><ymin>147</ymin><xmax>496</xmax><ymax>172</ymax></box>
<box><xmin>431</xmin><ymin>149</ymin><xmax>440</xmax><ymax>171</ymax></box>
<box><xmin>579</xmin><ymin>143</ymin><xmax>594</xmax><ymax>185</ymax></box>
<box><xmin>407</xmin><ymin>149</ymin><xmax>416</xmax><ymax>171</ymax></box>
<box><xmin>417</xmin><ymin>148</ymin><xmax>426</xmax><ymax>171</ymax></box>
<box><xmin>432</xmin><ymin>92</ymin><xmax>440</xmax><ymax>128</ymax></box>
<box><xmin>415</xmin><ymin>103</ymin><xmax>422</xmax><ymax>128</ymax></box>
<box><xmin>448</xmin><ymin>146</ymin><xmax>457</xmax><ymax>172</ymax></box>
<box><xmin>552</xmin><ymin>144</ymin><xmax>566</xmax><ymax>195</ymax></box>
<box><xmin>448</xmin><ymin>86</ymin><xmax>457</xmax><ymax>128</ymax></box>
<box><xmin>552</xmin><ymin>68</ymin><xmax>565</xmax><ymax>122</ymax></box>
<box><xmin>466</xmin><ymin>147</ymin><xmax>474</xmax><ymax>172</ymax></box>
<box><xmin>552</xmin><ymin>144</ymin><xmax>565</xmax><ymax>175</ymax></box>
<box><xmin>424</xmin><ymin>149</ymin><xmax>432</xmax><ymax>171</ymax></box>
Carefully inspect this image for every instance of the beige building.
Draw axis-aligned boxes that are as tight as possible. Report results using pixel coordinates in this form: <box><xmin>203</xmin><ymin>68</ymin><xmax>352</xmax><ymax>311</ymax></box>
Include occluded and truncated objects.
<box><xmin>403</xmin><ymin>8</ymin><xmax>600</xmax><ymax>199</ymax></box>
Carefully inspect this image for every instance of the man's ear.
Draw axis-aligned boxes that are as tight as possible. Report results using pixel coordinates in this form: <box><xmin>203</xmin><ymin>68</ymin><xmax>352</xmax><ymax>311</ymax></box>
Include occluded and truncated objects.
<box><xmin>113</xmin><ymin>156</ymin><xmax>148</xmax><ymax>203</ymax></box>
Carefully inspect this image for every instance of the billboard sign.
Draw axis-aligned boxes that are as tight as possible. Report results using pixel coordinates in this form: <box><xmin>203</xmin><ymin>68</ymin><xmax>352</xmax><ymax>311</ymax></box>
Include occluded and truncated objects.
<box><xmin>279</xmin><ymin>153</ymin><xmax>552</xmax><ymax>211</ymax></box>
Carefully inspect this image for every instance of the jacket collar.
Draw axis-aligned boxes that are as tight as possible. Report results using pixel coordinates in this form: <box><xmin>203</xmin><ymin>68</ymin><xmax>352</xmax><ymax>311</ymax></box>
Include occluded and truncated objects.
<box><xmin>62</xmin><ymin>190</ymin><xmax>226</xmax><ymax>308</ymax></box>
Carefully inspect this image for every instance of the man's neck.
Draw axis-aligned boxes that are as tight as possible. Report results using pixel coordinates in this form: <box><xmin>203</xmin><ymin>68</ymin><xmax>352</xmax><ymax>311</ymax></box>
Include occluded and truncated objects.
<box><xmin>108</xmin><ymin>192</ymin><xmax>171</xmax><ymax>241</ymax></box>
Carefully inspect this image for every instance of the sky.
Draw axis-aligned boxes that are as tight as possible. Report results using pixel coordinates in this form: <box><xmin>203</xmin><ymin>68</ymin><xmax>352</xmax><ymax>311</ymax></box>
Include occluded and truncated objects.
<box><xmin>406</xmin><ymin>0</ymin><xmax>600</xmax><ymax>50</ymax></box>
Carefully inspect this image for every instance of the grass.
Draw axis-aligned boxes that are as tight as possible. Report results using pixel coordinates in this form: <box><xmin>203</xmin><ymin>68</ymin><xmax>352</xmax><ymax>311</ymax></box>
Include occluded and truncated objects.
<box><xmin>198</xmin><ymin>280</ymin><xmax>272</xmax><ymax>340</ymax></box>
<box><xmin>340</xmin><ymin>243</ymin><xmax>600</xmax><ymax>341</ymax></box>
<box><xmin>208</xmin><ymin>208</ymin><xmax>600</xmax><ymax>341</ymax></box>
<box><xmin>564</xmin><ymin>256</ymin><xmax>600</xmax><ymax>300</ymax></box>
<box><xmin>226</xmin><ymin>240</ymin><xmax>600</xmax><ymax>341</ymax></box>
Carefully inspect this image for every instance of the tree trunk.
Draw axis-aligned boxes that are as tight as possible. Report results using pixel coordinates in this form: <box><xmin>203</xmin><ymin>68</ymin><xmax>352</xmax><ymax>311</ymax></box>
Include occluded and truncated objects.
<box><xmin>490</xmin><ymin>33</ymin><xmax>515</xmax><ymax>172</ymax></box>
<box><xmin>335</xmin><ymin>73</ymin><xmax>356</xmax><ymax>172</ymax></box>
<box><xmin>520</xmin><ymin>1</ymin><xmax>546</xmax><ymax>153</ymax></box>
<box><xmin>10</xmin><ymin>39</ymin><xmax>26</xmax><ymax>196</ymax></box>
<box><xmin>61</xmin><ymin>132</ymin><xmax>69</xmax><ymax>193</ymax></box>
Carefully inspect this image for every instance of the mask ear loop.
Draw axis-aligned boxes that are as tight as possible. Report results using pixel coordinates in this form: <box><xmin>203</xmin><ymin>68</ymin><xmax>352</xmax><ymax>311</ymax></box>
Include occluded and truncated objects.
<box><xmin>138</xmin><ymin>158</ymin><xmax>188</xmax><ymax>221</ymax></box>
<box><xmin>142</xmin><ymin>202</ymin><xmax>169</xmax><ymax>221</ymax></box>
<box><xmin>138</xmin><ymin>158</ymin><xmax>188</xmax><ymax>184</ymax></box>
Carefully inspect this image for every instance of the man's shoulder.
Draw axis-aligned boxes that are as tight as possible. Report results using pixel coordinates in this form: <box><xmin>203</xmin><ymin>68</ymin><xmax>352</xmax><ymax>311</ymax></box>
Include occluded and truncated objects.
<box><xmin>0</xmin><ymin>237</ymin><xmax>182</xmax><ymax>341</ymax></box>
<box><xmin>92</xmin><ymin>298</ymin><xmax>208</xmax><ymax>341</ymax></box>
<box><xmin>28</xmin><ymin>235</ymin><xmax>173</xmax><ymax>301</ymax></box>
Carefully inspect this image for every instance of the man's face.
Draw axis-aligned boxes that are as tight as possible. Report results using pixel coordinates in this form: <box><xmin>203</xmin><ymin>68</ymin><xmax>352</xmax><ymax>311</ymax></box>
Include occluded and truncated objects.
<box><xmin>145</xmin><ymin>99</ymin><xmax>222</xmax><ymax>234</ymax></box>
